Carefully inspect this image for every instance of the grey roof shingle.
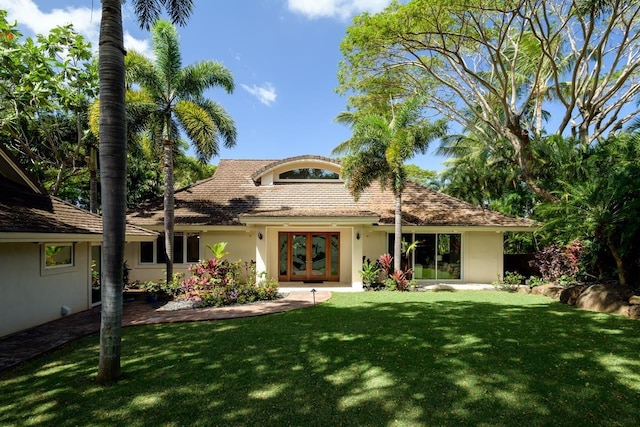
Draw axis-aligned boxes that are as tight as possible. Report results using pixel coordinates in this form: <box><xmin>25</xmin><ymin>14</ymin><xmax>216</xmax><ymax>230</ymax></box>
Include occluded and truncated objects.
<box><xmin>0</xmin><ymin>179</ymin><xmax>155</xmax><ymax>238</ymax></box>
<box><xmin>0</xmin><ymin>143</ymin><xmax>155</xmax><ymax>239</ymax></box>
<box><xmin>127</xmin><ymin>158</ymin><xmax>536</xmax><ymax>229</ymax></box>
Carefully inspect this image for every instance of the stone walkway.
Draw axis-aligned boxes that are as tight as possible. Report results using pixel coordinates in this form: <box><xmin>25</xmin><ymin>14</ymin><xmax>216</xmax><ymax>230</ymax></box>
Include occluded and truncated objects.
<box><xmin>0</xmin><ymin>291</ymin><xmax>331</xmax><ymax>373</ymax></box>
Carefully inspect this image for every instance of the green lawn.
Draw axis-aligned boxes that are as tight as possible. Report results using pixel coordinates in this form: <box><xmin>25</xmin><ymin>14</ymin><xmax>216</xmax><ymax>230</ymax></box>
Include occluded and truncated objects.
<box><xmin>2</xmin><ymin>291</ymin><xmax>640</xmax><ymax>426</ymax></box>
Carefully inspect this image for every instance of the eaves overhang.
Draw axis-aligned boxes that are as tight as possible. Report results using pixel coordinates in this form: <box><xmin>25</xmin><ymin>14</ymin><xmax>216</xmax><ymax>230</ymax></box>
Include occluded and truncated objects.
<box><xmin>239</xmin><ymin>214</ymin><xmax>380</xmax><ymax>226</ymax></box>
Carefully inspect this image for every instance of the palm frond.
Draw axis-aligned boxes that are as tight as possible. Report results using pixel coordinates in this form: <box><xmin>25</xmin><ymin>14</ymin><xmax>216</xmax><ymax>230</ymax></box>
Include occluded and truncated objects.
<box><xmin>151</xmin><ymin>19</ymin><xmax>182</xmax><ymax>89</ymax></box>
<box><xmin>174</xmin><ymin>100</ymin><xmax>217</xmax><ymax>161</ymax></box>
<box><xmin>132</xmin><ymin>0</ymin><xmax>193</xmax><ymax>30</ymax></box>
<box><xmin>198</xmin><ymin>98</ymin><xmax>237</xmax><ymax>149</ymax></box>
<box><xmin>125</xmin><ymin>51</ymin><xmax>164</xmax><ymax>98</ymax></box>
<box><xmin>180</xmin><ymin>61</ymin><xmax>234</xmax><ymax>96</ymax></box>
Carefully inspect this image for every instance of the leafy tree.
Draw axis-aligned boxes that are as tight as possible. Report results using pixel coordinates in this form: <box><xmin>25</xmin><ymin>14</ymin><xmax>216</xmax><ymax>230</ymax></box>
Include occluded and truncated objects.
<box><xmin>97</xmin><ymin>0</ymin><xmax>194</xmax><ymax>385</ymax></box>
<box><xmin>537</xmin><ymin>134</ymin><xmax>640</xmax><ymax>286</ymax></box>
<box><xmin>338</xmin><ymin>0</ymin><xmax>640</xmax><ymax>202</ymax></box>
<box><xmin>125</xmin><ymin>18</ymin><xmax>236</xmax><ymax>284</ymax></box>
<box><xmin>0</xmin><ymin>14</ymin><xmax>98</xmax><ymax>205</ymax></box>
<box><xmin>333</xmin><ymin>96</ymin><xmax>446</xmax><ymax>272</ymax></box>
<box><xmin>404</xmin><ymin>163</ymin><xmax>437</xmax><ymax>188</ymax></box>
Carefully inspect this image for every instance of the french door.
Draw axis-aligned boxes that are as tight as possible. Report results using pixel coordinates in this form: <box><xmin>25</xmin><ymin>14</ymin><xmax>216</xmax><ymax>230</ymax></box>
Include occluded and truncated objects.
<box><xmin>279</xmin><ymin>232</ymin><xmax>340</xmax><ymax>282</ymax></box>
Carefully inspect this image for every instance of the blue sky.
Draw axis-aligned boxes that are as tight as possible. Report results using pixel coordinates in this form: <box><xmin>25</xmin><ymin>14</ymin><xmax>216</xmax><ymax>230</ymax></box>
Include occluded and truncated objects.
<box><xmin>1</xmin><ymin>0</ymin><xmax>447</xmax><ymax>171</ymax></box>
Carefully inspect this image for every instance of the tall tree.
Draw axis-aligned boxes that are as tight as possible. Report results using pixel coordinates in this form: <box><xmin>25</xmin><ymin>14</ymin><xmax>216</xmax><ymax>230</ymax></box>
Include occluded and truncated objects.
<box><xmin>0</xmin><ymin>14</ymin><xmax>98</xmax><ymax>206</ymax></box>
<box><xmin>125</xmin><ymin>19</ymin><xmax>236</xmax><ymax>284</ymax></box>
<box><xmin>97</xmin><ymin>0</ymin><xmax>193</xmax><ymax>384</ymax></box>
<box><xmin>338</xmin><ymin>0</ymin><xmax>640</xmax><ymax>202</ymax></box>
<box><xmin>333</xmin><ymin>97</ymin><xmax>446</xmax><ymax>272</ymax></box>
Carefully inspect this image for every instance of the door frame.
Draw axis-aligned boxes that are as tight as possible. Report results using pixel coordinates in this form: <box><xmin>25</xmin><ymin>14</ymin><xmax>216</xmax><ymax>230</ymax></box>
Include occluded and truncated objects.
<box><xmin>278</xmin><ymin>231</ymin><xmax>340</xmax><ymax>282</ymax></box>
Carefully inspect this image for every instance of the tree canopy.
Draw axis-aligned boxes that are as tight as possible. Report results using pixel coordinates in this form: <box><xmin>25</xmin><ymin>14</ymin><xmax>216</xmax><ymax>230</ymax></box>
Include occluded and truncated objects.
<box><xmin>338</xmin><ymin>0</ymin><xmax>640</xmax><ymax>202</ymax></box>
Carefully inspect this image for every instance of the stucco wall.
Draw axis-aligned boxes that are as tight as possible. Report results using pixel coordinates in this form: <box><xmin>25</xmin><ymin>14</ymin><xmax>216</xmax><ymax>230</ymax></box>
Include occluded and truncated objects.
<box><xmin>126</xmin><ymin>229</ymin><xmax>257</xmax><ymax>284</ymax></box>
<box><xmin>0</xmin><ymin>242</ymin><xmax>91</xmax><ymax>338</ymax></box>
<box><xmin>463</xmin><ymin>231</ymin><xmax>503</xmax><ymax>283</ymax></box>
<box><xmin>125</xmin><ymin>228</ymin><xmax>506</xmax><ymax>287</ymax></box>
<box><xmin>362</xmin><ymin>230</ymin><xmax>387</xmax><ymax>263</ymax></box>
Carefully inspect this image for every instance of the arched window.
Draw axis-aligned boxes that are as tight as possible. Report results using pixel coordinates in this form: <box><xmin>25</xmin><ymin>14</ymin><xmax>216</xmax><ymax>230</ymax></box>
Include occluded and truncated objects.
<box><xmin>278</xmin><ymin>168</ymin><xmax>340</xmax><ymax>180</ymax></box>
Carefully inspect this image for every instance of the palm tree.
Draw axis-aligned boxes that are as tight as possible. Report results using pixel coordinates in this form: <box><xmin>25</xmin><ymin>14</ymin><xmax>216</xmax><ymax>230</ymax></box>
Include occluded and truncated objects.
<box><xmin>97</xmin><ymin>0</ymin><xmax>193</xmax><ymax>384</ymax></box>
<box><xmin>333</xmin><ymin>97</ymin><xmax>446</xmax><ymax>272</ymax></box>
<box><xmin>125</xmin><ymin>19</ymin><xmax>236</xmax><ymax>284</ymax></box>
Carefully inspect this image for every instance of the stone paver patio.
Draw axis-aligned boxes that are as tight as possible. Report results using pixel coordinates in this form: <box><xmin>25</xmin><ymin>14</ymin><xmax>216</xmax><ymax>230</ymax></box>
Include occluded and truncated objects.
<box><xmin>0</xmin><ymin>290</ymin><xmax>331</xmax><ymax>373</ymax></box>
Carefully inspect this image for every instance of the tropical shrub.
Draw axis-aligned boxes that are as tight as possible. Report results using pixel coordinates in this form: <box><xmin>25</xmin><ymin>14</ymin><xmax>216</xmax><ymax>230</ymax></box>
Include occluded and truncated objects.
<box><xmin>527</xmin><ymin>275</ymin><xmax>547</xmax><ymax>288</ymax></box>
<box><xmin>360</xmin><ymin>259</ymin><xmax>381</xmax><ymax>289</ymax></box>
<box><xmin>177</xmin><ymin>258</ymin><xmax>279</xmax><ymax>307</ymax></box>
<box><xmin>492</xmin><ymin>271</ymin><xmax>526</xmax><ymax>292</ymax></box>
<box><xmin>531</xmin><ymin>241</ymin><xmax>584</xmax><ymax>284</ymax></box>
<box><xmin>377</xmin><ymin>253</ymin><xmax>416</xmax><ymax>291</ymax></box>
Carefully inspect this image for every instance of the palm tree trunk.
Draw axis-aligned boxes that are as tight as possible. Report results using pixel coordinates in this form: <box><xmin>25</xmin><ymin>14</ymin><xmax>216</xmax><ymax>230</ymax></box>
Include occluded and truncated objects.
<box><xmin>163</xmin><ymin>139</ymin><xmax>174</xmax><ymax>284</ymax></box>
<box><xmin>607</xmin><ymin>240</ymin><xmax>627</xmax><ymax>286</ymax></box>
<box><xmin>96</xmin><ymin>0</ymin><xmax>126</xmax><ymax>384</ymax></box>
<box><xmin>394</xmin><ymin>192</ymin><xmax>402</xmax><ymax>272</ymax></box>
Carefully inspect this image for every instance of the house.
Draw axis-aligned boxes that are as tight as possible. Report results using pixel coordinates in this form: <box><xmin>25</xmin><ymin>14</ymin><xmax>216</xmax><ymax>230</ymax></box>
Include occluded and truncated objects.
<box><xmin>0</xmin><ymin>144</ymin><xmax>156</xmax><ymax>338</ymax></box>
<box><xmin>125</xmin><ymin>155</ymin><xmax>536</xmax><ymax>290</ymax></box>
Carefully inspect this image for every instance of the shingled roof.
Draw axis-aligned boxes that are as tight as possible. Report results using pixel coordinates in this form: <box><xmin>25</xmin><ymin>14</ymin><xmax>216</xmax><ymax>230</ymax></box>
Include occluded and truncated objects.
<box><xmin>127</xmin><ymin>157</ymin><xmax>536</xmax><ymax>229</ymax></box>
<box><xmin>0</xmin><ymin>144</ymin><xmax>155</xmax><ymax>241</ymax></box>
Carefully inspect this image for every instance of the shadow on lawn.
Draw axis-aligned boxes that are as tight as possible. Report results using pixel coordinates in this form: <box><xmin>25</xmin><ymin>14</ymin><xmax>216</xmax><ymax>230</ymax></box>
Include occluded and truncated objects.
<box><xmin>2</xmin><ymin>293</ymin><xmax>640</xmax><ymax>426</ymax></box>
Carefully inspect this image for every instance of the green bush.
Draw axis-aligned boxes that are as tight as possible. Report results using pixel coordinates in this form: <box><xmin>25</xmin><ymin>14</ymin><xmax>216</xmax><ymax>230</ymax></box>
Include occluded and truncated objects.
<box><xmin>492</xmin><ymin>271</ymin><xmax>526</xmax><ymax>292</ymax></box>
<box><xmin>177</xmin><ymin>257</ymin><xmax>280</xmax><ymax>308</ymax></box>
<box><xmin>527</xmin><ymin>275</ymin><xmax>547</xmax><ymax>288</ymax></box>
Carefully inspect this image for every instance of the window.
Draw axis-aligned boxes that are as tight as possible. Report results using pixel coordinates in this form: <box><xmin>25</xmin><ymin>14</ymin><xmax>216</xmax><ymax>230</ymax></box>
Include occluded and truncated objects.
<box><xmin>388</xmin><ymin>233</ymin><xmax>462</xmax><ymax>280</ymax></box>
<box><xmin>140</xmin><ymin>241</ymin><xmax>154</xmax><ymax>263</ymax></box>
<box><xmin>186</xmin><ymin>233</ymin><xmax>200</xmax><ymax>263</ymax></box>
<box><xmin>44</xmin><ymin>243</ymin><xmax>74</xmax><ymax>268</ymax></box>
<box><xmin>278</xmin><ymin>168</ymin><xmax>339</xmax><ymax>180</ymax></box>
<box><xmin>140</xmin><ymin>233</ymin><xmax>200</xmax><ymax>264</ymax></box>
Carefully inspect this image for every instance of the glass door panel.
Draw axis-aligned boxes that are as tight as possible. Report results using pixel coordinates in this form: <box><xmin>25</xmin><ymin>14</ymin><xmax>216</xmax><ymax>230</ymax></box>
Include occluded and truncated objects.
<box><xmin>414</xmin><ymin>234</ymin><xmax>436</xmax><ymax>279</ymax></box>
<box><xmin>310</xmin><ymin>234</ymin><xmax>327</xmax><ymax>278</ymax></box>
<box><xmin>279</xmin><ymin>234</ymin><xmax>288</xmax><ymax>276</ymax></box>
<box><xmin>330</xmin><ymin>234</ymin><xmax>339</xmax><ymax>276</ymax></box>
<box><xmin>291</xmin><ymin>234</ymin><xmax>308</xmax><ymax>279</ymax></box>
<box><xmin>91</xmin><ymin>245</ymin><xmax>101</xmax><ymax>304</ymax></box>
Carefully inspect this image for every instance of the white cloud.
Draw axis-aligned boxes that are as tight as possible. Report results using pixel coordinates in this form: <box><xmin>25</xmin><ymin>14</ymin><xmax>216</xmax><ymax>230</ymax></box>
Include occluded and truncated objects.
<box><xmin>124</xmin><ymin>33</ymin><xmax>153</xmax><ymax>57</ymax></box>
<box><xmin>241</xmin><ymin>83</ymin><xmax>277</xmax><ymax>106</ymax></box>
<box><xmin>287</xmin><ymin>0</ymin><xmax>391</xmax><ymax>20</ymax></box>
<box><xmin>0</xmin><ymin>0</ymin><xmax>150</xmax><ymax>56</ymax></box>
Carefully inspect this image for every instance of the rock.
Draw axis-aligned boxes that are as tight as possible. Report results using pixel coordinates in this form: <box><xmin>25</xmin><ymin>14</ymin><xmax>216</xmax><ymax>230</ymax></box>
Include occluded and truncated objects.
<box><xmin>531</xmin><ymin>284</ymin><xmax>563</xmax><ymax>300</ymax></box>
<box><xmin>559</xmin><ymin>285</ymin><xmax>586</xmax><ymax>306</ymax></box>
<box><xmin>575</xmin><ymin>284</ymin><xmax>630</xmax><ymax>316</ymax></box>
<box><xmin>424</xmin><ymin>284</ymin><xmax>456</xmax><ymax>292</ymax></box>
<box><xmin>629</xmin><ymin>305</ymin><xmax>640</xmax><ymax>320</ymax></box>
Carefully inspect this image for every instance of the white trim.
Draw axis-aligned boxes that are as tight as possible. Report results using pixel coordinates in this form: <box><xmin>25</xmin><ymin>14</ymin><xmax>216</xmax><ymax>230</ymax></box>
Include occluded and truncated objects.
<box><xmin>0</xmin><ymin>232</ymin><xmax>156</xmax><ymax>243</ymax></box>
<box><xmin>239</xmin><ymin>215</ymin><xmax>380</xmax><ymax>226</ymax></box>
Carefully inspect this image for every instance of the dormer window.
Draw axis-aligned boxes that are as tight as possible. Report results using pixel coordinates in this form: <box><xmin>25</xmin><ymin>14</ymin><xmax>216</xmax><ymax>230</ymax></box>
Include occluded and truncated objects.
<box><xmin>278</xmin><ymin>168</ymin><xmax>340</xmax><ymax>181</ymax></box>
<box><xmin>251</xmin><ymin>156</ymin><xmax>342</xmax><ymax>186</ymax></box>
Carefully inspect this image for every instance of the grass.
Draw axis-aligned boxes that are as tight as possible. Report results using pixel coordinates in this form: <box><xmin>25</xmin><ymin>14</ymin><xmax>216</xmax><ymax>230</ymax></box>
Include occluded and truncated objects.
<box><xmin>2</xmin><ymin>291</ymin><xmax>640</xmax><ymax>426</ymax></box>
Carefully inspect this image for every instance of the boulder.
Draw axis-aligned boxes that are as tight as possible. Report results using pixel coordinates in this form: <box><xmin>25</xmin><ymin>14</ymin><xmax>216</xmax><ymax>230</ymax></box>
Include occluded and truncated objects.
<box><xmin>531</xmin><ymin>284</ymin><xmax>563</xmax><ymax>300</ymax></box>
<box><xmin>628</xmin><ymin>305</ymin><xmax>640</xmax><ymax>320</ymax></box>
<box><xmin>559</xmin><ymin>285</ymin><xmax>587</xmax><ymax>306</ymax></box>
<box><xmin>575</xmin><ymin>284</ymin><xmax>631</xmax><ymax>316</ymax></box>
